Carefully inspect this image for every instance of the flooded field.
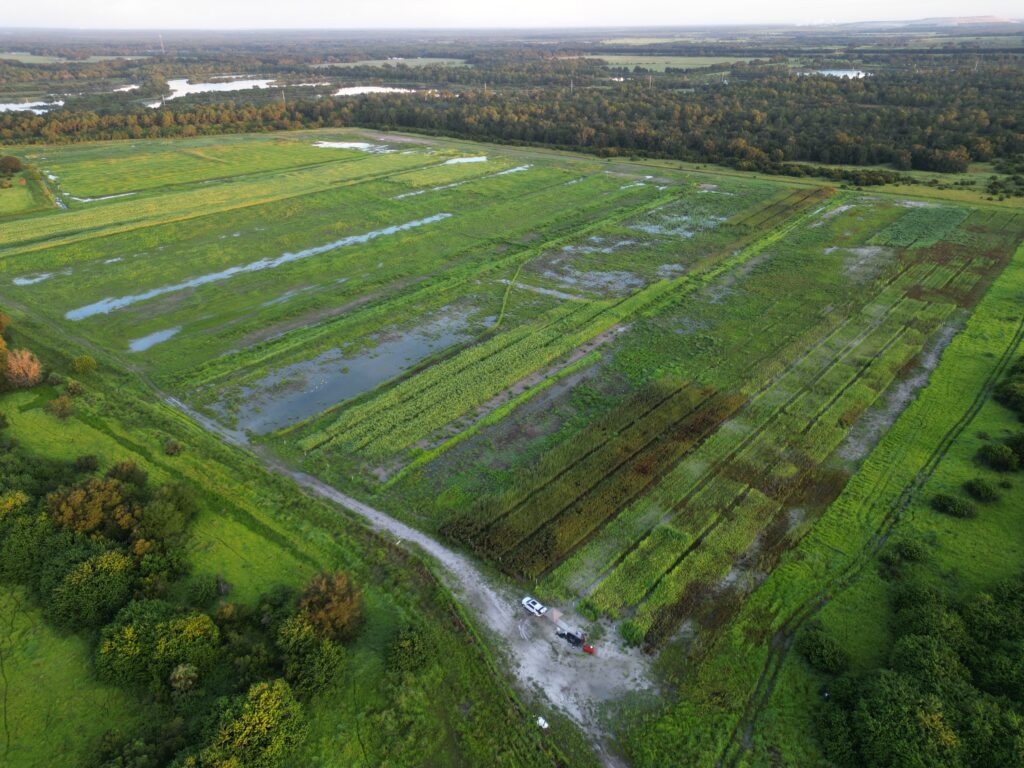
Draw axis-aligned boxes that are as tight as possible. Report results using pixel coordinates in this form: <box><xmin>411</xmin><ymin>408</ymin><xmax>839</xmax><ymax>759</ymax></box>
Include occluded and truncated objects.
<box><xmin>220</xmin><ymin>310</ymin><xmax>480</xmax><ymax>434</ymax></box>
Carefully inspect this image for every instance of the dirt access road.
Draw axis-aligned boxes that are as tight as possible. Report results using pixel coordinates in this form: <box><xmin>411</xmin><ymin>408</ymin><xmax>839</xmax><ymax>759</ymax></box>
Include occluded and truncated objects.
<box><xmin>163</xmin><ymin>397</ymin><xmax>652</xmax><ymax>760</ymax></box>
<box><xmin>0</xmin><ymin>290</ymin><xmax>652</xmax><ymax>760</ymax></box>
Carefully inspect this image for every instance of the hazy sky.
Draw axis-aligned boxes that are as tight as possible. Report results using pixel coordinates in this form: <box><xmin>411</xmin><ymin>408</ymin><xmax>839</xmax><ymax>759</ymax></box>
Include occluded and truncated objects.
<box><xmin>2</xmin><ymin>0</ymin><xmax>1020</xmax><ymax>29</ymax></box>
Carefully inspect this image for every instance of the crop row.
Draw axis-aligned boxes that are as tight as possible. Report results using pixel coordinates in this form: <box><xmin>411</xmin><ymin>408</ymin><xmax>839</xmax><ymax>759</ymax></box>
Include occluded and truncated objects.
<box><xmin>303</xmin><ymin>190</ymin><xmax>838</xmax><ymax>459</ymax></box>
<box><xmin>579</xmin><ymin>292</ymin><xmax>938</xmax><ymax>627</ymax></box>
<box><xmin>459</xmin><ymin>383</ymin><xmax>715</xmax><ymax>556</ymax></box>
<box><xmin>621</xmin><ymin>301</ymin><xmax>951</xmax><ymax>644</ymax></box>
<box><xmin>501</xmin><ymin>392</ymin><xmax>746</xmax><ymax>579</ymax></box>
<box><xmin>436</xmin><ymin>192</ymin><xmax>843</xmax><ymax>575</ymax></box>
<box><xmin>539</xmin><ymin>280</ymin><xmax>910</xmax><ymax>598</ymax></box>
<box><xmin>630</xmin><ymin>488</ymin><xmax>779</xmax><ymax>647</ymax></box>
<box><xmin>870</xmin><ymin>205</ymin><xmax>968</xmax><ymax>249</ymax></box>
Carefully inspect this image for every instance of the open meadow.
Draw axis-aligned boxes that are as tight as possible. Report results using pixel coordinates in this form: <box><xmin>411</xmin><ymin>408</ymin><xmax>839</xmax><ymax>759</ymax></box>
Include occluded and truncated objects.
<box><xmin>2</xmin><ymin>127</ymin><xmax>1023</xmax><ymax>766</ymax></box>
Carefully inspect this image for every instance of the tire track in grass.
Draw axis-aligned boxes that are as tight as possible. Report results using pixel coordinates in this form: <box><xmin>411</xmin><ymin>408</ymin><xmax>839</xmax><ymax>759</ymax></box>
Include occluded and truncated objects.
<box><xmin>717</xmin><ymin>296</ymin><xmax>1024</xmax><ymax>768</ymax></box>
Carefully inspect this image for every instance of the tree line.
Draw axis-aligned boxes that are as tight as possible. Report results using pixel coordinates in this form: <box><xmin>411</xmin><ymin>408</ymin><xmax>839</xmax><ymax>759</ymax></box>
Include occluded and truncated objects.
<box><xmin>3</xmin><ymin>57</ymin><xmax>1021</xmax><ymax>178</ymax></box>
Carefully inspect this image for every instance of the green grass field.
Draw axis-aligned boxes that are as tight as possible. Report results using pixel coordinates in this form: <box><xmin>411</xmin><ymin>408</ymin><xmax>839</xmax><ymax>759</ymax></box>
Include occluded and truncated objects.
<box><xmin>1</xmin><ymin>129</ymin><xmax>1022</xmax><ymax>767</ymax></box>
<box><xmin>0</xmin><ymin>586</ymin><xmax>146</xmax><ymax>767</ymax></box>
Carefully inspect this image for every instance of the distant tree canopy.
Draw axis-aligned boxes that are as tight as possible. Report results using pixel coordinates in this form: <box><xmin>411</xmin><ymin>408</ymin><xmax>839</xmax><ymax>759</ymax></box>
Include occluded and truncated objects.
<box><xmin>2</xmin><ymin>57</ymin><xmax>1021</xmax><ymax>176</ymax></box>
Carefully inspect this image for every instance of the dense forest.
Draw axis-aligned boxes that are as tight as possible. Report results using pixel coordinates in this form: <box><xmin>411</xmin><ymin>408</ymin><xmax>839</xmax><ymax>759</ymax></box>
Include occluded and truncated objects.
<box><xmin>2</xmin><ymin>43</ymin><xmax>1022</xmax><ymax>179</ymax></box>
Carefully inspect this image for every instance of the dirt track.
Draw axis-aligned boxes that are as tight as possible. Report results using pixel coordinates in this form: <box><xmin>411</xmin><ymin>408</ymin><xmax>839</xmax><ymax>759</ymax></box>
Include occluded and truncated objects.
<box><xmin>162</xmin><ymin>395</ymin><xmax>652</xmax><ymax>765</ymax></box>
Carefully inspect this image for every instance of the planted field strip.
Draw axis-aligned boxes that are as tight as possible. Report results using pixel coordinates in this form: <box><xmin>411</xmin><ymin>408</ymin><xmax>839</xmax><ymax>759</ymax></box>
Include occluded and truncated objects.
<box><xmin>726</xmin><ymin>189</ymin><xmax>821</xmax><ymax>229</ymax></box>
<box><xmin>186</xmin><ymin>183</ymin><xmax>677</xmax><ymax>391</ymax></box>
<box><xmin>469</xmin><ymin>383</ymin><xmax>718</xmax><ymax>556</ymax></box>
<box><xmin>716</xmin><ymin>243</ymin><xmax>1024</xmax><ymax>768</ymax></box>
<box><xmin>572</xmin><ymin>286</ymin><xmax>945</xmax><ymax>622</ymax></box>
<box><xmin>448</xmin><ymin>379</ymin><xmax>694</xmax><ymax>522</ymax></box>
<box><xmin>621</xmin><ymin>302</ymin><xmax>950</xmax><ymax>644</ymax></box>
<box><xmin>500</xmin><ymin>392</ymin><xmax>746</xmax><ymax>579</ymax></box>
<box><xmin>0</xmin><ymin>151</ymin><xmax>442</xmax><ymax>258</ymax></box>
<box><xmin>387</xmin><ymin>348</ymin><xmax>606</xmax><ymax>485</ymax></box>
<box><xmin>299</xmin><ymin>189</ymin><xmax>836</xmax><ymax>459</ymax></box>
<box><xmin>34</xmin><ymin>137</ymin><xmax>362</xmax><ymax>198</ymax></box>
<box><xmin>870</xmin><ymin>205</ymin><xmax>969</xmax><ymax>249</ymax></box>
<box><xmin>633</xmin><ymin>489</ymin><xmax>778</xmax><ymax>644</ymax></box>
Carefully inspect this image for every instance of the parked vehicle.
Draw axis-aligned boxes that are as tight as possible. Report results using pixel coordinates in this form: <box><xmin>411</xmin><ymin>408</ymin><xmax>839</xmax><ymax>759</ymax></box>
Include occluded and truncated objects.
<box><xmin>521</xmin><ymin>596</ymin><xmax>548</xmax><ymax>617</ymax></box>
<box><xmin>556</xmin><ymin>629</ymin><xmax>585</xmax><ymax>647</ymax></box>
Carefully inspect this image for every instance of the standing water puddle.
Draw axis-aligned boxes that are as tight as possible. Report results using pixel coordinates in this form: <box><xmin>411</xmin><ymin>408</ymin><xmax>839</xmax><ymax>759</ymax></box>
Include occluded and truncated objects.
<box><xmin>129</xmin><ymin>327</ymin><xmax>181</xmax><ymax>352</ymax></box>
<box><xmin>225</xmin><ymin>312</ymin><xmax>477</xmax><ymax>434</ymax></box>
<box><xmin>444</xmin><ymin>156</ymin><xmax>487</xmax><ymax>165</ymax></box>
<box><xmin>65</xmin><ymin>214</ymin><xmax>452</xmax><ymax>320</ymax></box>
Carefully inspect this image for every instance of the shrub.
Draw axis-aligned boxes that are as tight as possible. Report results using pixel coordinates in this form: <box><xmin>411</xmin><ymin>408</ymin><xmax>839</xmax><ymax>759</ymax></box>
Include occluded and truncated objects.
<box><xmin>931</xmin><ymin>493</ymin><xmax>977</xmax><ymax>518</ymax></box>
<box><xmin>46</xmin><ymin>372</ymin><xmax>63</xmax><ymax>386</ymax></box>
<box><xmin>98</xmin><ymin>600</ymin><xmax>220</xmax><ymax>693</ymax></box>
<box><xmin>388</xmin><ymin>623</ymin><xmax>431</xmax><ymax>674</ymax></box>
<box><xmin>66</xmin><ymin>380</ymin><xmax>85</xmax><ymax>396</ymax></box>
<box><xmin>4</xmin><ymin>349</ymin><xmax>42</xmax><ymax>388</ymax></box>
<box><xmin>0</xmin><ymin>156</ymin><xmax>22</xmax><ymax>175</ymax></box>
<box><xmin>893</xmin><ymin>538</ymin><xmax>928</xmax><ymax>563</ymax></box>
<box><xmin>881</xmin><ymin>539</ymin><xmax>929</xmax><ymax>570</ymax></box>
<box><xmin>45</xmin><ymin>394</ymin><xmax>73</xmax><ymax>419</ymax></box>
<box><xmin>198</xmin><ymin>679</ymin><xmax>306</xmax><ymax>768</ymax></box>
<box><xmin>106</xmin><ymin>459</ymin><xmax>148</xmax><ymax>489</ymax></box>
<box><xmin>889</xmin><ymin>634</ymin><xmax>969</xmax><ymax>690</ymax></box>
<box><xmin>0</xmin><ymin>411</ymin><xmax>8</xmax><ymax>430</ymax></box>
<box><xmin>815</xmin><ymin>705</ymin><xmax>859</xmax><ymax>767</ymax></box>
<box><xmin>96</xmin><ymin>600</ymin><xmax>176</xmax><ymax>687</ymax></box>
<box><xmin>71</xmin><ymin>354</ymin><xmax>97</xmax><ymax>375</ymax></box>
<box><xmin>74</xmin><ymin>454</ymin><xmax>98</xmax><ymax>472</ymax></box>
<box><xmin>135</xmin><ymin>483</ymin><xmax>197</xmax><ymax>542</ymax></box>
<box><xmin>977</xmin><ymin>443</ymin><xmax>1019</xmax><ymax>472</ymax></box>
<box><xmin>186</xmin><ymin>573</ymin><xmax>220</xmax><ymax>608</ymax></box>
<box><xmin>964</xmin><ymin>478</ymin><xmax>999</xmax><ymax>503</ymax></box>
<box><xmin>796</xmin><ymin>624</ymin><xmax>850</xmax><ymax>675</ymax></box>
<box><xmin>1006</xmin><ymin>433</ymin><xmax>1024</xmax><ymax>461</ymax></box>
<box><xmin>994</xmin><ymin>379</ymin><xmax>1024</xmax><ymax>414</ymax></box>
<box><xmin>164</xmin><ymin>439</ymin><xmax>183</xmax><ymax>456</ymax></box>
<box><xmin>620</xmin><ymin>619</ymin><xmax>644</xmax><ymax>646</ymax></box>
<box><xmin>47</xmin><ymin>477</ymin><xmax>134</xmax><ymax>537</ymax></box>
<box><xmin>298</xmin><ymin>571</ymin><xmax>363</xmax><ymax>643</ymax></box>
<box><xmin>276</xmin><ymin>614</ymin><xmax>346</xmax><ymax>697</ymax></box>
<box><xmin>49</xmin><ymin>550</ymin><xmax>135</xmax><ymax>629</ymax></box>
